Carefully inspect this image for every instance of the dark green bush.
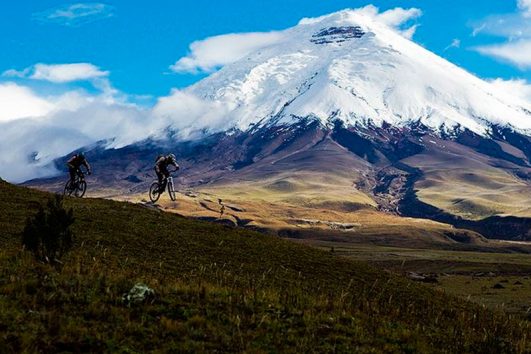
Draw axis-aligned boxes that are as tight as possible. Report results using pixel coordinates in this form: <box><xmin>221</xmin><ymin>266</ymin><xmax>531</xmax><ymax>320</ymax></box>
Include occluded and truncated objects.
<box><xmin>22</xmin><ymin>195</ymin><xmax>75</xmax><ymax>263</ymax></box>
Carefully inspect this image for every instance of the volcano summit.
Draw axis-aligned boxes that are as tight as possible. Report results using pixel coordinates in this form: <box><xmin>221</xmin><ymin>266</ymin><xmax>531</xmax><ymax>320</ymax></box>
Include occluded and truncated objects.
<box><xmin>179</xmin><ymin>9</ymin><xmax>530</xmax><ymax>137</ymax></box>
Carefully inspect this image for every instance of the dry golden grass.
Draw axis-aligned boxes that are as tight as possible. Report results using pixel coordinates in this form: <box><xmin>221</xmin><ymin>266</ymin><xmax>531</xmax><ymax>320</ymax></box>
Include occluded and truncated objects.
<box><xmin>205</xmin><ymin>171</ymin><xmax>376</xmax><ymax>208</ymax></box>
<box><xmin>416</xmin><ymin>168</ymin><xmax>531</xmax><ymax>219</ymax></box>
<box><xmin>117</xmin><ymin>172</ymin><xmax>487</xmax><ymax>247</ymax></box>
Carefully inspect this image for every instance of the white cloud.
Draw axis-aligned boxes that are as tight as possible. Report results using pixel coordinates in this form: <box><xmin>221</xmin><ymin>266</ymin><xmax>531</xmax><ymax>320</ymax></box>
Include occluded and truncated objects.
<box><xmin>518</xmin><ymin>0</ymin><xmax>531</xmax><ymax>17</ymax></box>
<box><xmin>0</xmin><ymin>76</ymin><xmax>239</xmax><ymax>181</ymax></box>
<box><xmin>489</xmin><ymin>78</ymin><xmax>531</xmax><ymax>103</ymax></box>
<box><xmin>349</xmin><ymin>6</ymin><xmax>423</xmax><ymax>37</ymax></box>
<box><xmin>0</xmin><ymin>83</ymin><xmax>55</xmax><ymax>122</ymax></box>
<box><xmin>2</xmin><ymin>62</ymin><xmax>120</xmax><ymax>104</ymax></box>
<box><xmin>170</xmin><ymin>32</ymin><xmax>285</xmax><ymax>74</ymax></box>
<box><xmin>0</xmin><ymin>60</ymin><xmax>155</xmax><ymax>182</ymax></box>
<box><xmin>401</xmin><ymin>24</ymin><xmax>419</xmax><ymax>40</ymax></box>
<box><xmin>376</xmin><ymin>7</ymin><xmax>422</xmax><ymax>39</ymax></box>
<box><xmin>471</xmin><ymin>14</ymin><xmax>531</xmax><ymax>39</ymax></box>
<box><xmin>377</xmin><ymin>7</ymin><xmax>422</xmax><ymax>29</ymax></box>
<box><xmin>33</xmin><ymin>3</ymin><xmax>114</xmax><ymax>27</ymax></box>
<box><xmin>2</xmin><ymin>68</ymin><xmax>31</xmax><ymax>78</ymax></box>
<box><xmin>444</xmin><ymin>38</ymin><xmax>461</xmax><ymax>51</ymax></box>
<box><xmin>475</xmin><ymin>40</ymin><xmax>531</xmax><ymax>68</ymax></box>
<box><xmin>297</xmin><ymin>5</ymin><xmax>421</xmax><ymax>29</ymax></box>
<box><xmin>0</xmin><ymin>83</ymin><xmax>152</xmax><ymax>182</ymax></box>
<box><xmin>472</xmin><ymin>2</ymin><xmax>531</xmax><ymax>68</ymax></box>
<box><xmin>171</xmin><ymin>6</ymin><xmax>422</xmax><ymax>74</ymax></box>
<box><xmin>151</xmin><ymin>89</ymin><xmax>232</xmax><ymax>139</ymax></box>
<box><xmin>374</xmin><ymin>5</ymin><xmax>422</xmax><ymax>39</ymax></box>
<box><xmin>3</xmin><ymin>63</ymin><xmax>109</xmax><ymax>83</ymax></box>
<box><xmin>0</xmin><ymin>119</ymin><xmax>95</xmax><ymax>182</ymax></box>
<box><xmin>32</xmin><ymin>63</ymin><xmax>109</xmax><ymax>83</ymax></box>
<box><xmin>0</xmin><ymin>72</ymin><xmax>225</xmax><ymax>182</ymax></box>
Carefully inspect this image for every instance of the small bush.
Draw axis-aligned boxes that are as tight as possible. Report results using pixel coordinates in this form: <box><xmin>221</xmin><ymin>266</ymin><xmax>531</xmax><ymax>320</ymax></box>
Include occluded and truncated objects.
<box><xmin>22</xmin><ymin>195</ymin><xmax>75</xmax><ymax>263</ymax></box>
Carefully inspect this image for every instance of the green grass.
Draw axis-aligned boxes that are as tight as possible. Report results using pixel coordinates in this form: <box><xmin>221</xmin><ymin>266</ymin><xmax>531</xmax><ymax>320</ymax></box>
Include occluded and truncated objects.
<box><xmin>433</xmin><ymin>275</ymin><xmax>531</xmax><ymax>319</ymax></box>
<box><xmin>305</xmin><ymin>242</ymin><xmax>531</xmax><ymax>273</ymax></box>
<box><xmin>0</xmin><ymin>181</ymin><xmax>529</xmax><ymax>352</ymax></box>
<box><xmin>304</xmin><ymin>240</ymin><xmax>531</xmax><ymax>319</ymax></box>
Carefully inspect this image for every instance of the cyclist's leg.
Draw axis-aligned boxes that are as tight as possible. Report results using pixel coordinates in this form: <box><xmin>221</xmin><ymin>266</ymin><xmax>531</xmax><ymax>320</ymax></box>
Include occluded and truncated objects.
<box><xmin>155</xmin><ymin>169</ymin><xmax>165</xmax><ymax>193</ymax></box>
<box><xmin>68</xmin><ymin>166</ymin><xmax>76</xmax><ymax>184</ymax></box>
<box><xmin>160</xmin><ymin>170</ymin><xmax>169</xmax><ymax>192</ymax></box>
<box><xmin>73</xmin><ymin>168</ymin><xmax>83</xmax><ymax>186</ymax></box>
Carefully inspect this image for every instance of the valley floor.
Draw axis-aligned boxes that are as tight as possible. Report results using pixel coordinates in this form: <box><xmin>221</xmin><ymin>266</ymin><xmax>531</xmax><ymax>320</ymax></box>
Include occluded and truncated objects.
<box><xmin>297</xmin><ymin>240</ymin><xmax>531</xmax><ymax>319</ymax></box>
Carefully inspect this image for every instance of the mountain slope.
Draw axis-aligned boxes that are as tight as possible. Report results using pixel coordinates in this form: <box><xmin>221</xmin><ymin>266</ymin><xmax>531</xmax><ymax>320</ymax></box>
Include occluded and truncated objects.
<box><xmin>27</xmin><ymin>120</ymin><xmax>531</xmax><ymax>240</ymax></box>
<box><xmin>0</xmin><ymin>181</ymin><xmax>529</xmax><ymax>352</ymax></box>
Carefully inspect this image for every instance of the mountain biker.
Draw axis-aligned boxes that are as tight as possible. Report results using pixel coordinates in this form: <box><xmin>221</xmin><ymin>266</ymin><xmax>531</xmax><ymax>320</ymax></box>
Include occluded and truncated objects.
<box><xmin>66</xmin><ymin>152</ymin><xmax>91</xmax><ymax>185</ymax></box>
<box><xmin>155</xmin><ymin>153</ymin><xmax>179</xmax><ymax>193</ymax></box>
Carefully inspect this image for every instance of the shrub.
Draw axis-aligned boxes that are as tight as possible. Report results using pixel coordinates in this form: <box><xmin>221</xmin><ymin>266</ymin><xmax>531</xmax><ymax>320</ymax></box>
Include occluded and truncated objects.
<box><xmin>22</xmin><ymin>195</ymin><xmax>75</xmax><ymax>263</ymax></box>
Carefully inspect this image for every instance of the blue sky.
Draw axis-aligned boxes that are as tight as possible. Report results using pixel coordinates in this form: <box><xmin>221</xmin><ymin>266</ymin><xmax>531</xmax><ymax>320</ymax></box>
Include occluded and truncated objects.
<box><xmin>1</xmin><ymin>0</ymin><xmax>530</xmax><ymax>98</ymax></box>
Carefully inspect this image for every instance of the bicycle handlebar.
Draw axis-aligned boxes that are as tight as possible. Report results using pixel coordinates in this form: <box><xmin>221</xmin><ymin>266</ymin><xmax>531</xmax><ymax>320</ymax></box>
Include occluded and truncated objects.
<box><xmin>79</xmin><ymin>168</ymin><xmax>91</xmax><ymax>176</ymax></box>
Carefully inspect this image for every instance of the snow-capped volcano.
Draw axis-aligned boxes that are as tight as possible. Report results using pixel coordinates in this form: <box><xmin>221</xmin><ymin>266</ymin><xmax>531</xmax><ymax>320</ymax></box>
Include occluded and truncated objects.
<box><xmin>185</xmin><ymin>9</ymin><xmax>531</xmax><ymax>137</ymax></box>
<box><xmin>21</xmin><ymin>8</ymin><xmax>531</xmax><ymax>241</ymax></box>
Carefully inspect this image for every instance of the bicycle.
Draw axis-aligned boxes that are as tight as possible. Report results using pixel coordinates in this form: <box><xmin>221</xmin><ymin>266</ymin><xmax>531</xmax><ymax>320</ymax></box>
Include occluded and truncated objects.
<box><xmin>149</xmin><ymin>172</ymin><xmax>177</xmax><ymax>203</ymax></box>
<box><xmin>64</xmin><ymin>169</ymin><xmax>88</xmax><ymax>198</ymax></box>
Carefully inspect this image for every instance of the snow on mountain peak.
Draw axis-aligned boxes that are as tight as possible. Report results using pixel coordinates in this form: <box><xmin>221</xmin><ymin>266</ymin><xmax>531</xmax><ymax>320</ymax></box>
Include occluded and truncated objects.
<box><xmin>183</xmin><ymin>7</ymin><xmax>531</xmax><ymax>137</ymax></box>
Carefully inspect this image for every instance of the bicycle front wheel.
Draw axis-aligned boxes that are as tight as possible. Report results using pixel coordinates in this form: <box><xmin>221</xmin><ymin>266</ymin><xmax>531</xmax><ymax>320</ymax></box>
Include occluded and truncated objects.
<box><xmin>168</xmin><ymin>182</ymin><xmax>176</xmax><ymax>201</ymax></box>
<box><xmin>75</xmin><ymin>181</ymin><xmax>87</xmax><ymax>198</ymax></box>
<box><xmin>149</xmin><ymin>182</ymin><xmax>161</xmax><ymax>203</ymax></box>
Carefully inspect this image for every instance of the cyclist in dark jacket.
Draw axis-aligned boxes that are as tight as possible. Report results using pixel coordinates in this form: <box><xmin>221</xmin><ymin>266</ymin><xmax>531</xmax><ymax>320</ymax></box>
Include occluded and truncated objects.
<box><xmin>66</xmin><ymin>152</ymin><xmax>91</xmax><ymax>184</ymax></box>
<box><xmin>155</xmin><ymin>153</ymin><xmax>179</xmax><ymax>193</ymax></box>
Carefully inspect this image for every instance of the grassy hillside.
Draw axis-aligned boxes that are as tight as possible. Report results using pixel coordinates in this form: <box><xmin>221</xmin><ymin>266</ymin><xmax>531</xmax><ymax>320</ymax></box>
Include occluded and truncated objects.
<box><xmin>117</xmin><ymin>186</ymin><xmax>488</xmax><ymax>249</ymax></box>
<box><xmin>416</xmin><ymin>168</ymin><xmax>531</xmax><ymax>219</ymax></box>
<box><xmin>404</xmin><ymin>150</ymin><xmax>531</xmax><ymax>220</ymax></box>
<box><xmin>0</xmin><ymin>181</ymin><xmax>529</xmax><ymax>352</ymax></box>
<box><xmin>202</xmin><ymin>171</ymin><xmax>377</xmax><ymax>208</ymax></box>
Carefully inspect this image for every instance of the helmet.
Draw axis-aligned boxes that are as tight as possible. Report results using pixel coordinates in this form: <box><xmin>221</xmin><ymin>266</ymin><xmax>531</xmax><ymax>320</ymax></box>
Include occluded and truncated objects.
<box><xmin>168</xmin><ymin>153</ymin><xmax>176</xmax><ymax>160</ymax></box>
<box><xmin>78</xmin><ymin>152</ymin><xmax>85</xmax><ymax>158</ymax></box>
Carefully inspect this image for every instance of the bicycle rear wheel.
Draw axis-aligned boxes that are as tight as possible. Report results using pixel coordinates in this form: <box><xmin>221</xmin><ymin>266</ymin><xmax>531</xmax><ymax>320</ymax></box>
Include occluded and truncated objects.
<box><xmin>75</xmin><ymin>181</ymin><xmax>87</xmax><ymax>198</ymax></box>
<box><xmin>149</xmin><ymin>182</ymin><xmax>161</xmax><ymax>203</ymax></box>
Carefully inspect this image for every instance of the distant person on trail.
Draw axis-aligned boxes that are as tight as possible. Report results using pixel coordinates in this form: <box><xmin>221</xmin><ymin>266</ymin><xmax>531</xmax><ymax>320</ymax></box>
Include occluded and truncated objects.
<box><xmin>154</xmin><ymin>153</ymin><xmax>179</xmax><ymax>193</ymax></box>
<box><xmin>67</xmin><ymin>152</ymin><xmax>91</xmax><ymax>183</ymax></box>
<box><xmin>218</xmin><ymin>198</ymin><xmax>225</xmax><ymax>219</ymax></box>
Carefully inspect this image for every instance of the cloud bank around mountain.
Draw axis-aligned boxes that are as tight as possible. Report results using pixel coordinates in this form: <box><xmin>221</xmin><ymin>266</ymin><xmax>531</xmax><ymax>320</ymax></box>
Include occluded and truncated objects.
<box><xmin>170</xmin><ymin>32</ymin><xmax>285</xmax><ymax>74</ymax></box>
<box><xmin>0</xmin><ymin>83</ymin><xmax>54</xmax><ymax>122</ymax></box>
<box><xmin>0</xmin><ymin>80</ymin><xmax>152</xmax><ymax>182</ymax></box>
<box><xmin>489</xmin><ymin>78</ymin><xmax>531</xmax><ymax>102</ymax></box>
<box><xmin>0</xmin><ymin>65</ymin><xmax>229</xmax><ymax>182</ymax></box>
